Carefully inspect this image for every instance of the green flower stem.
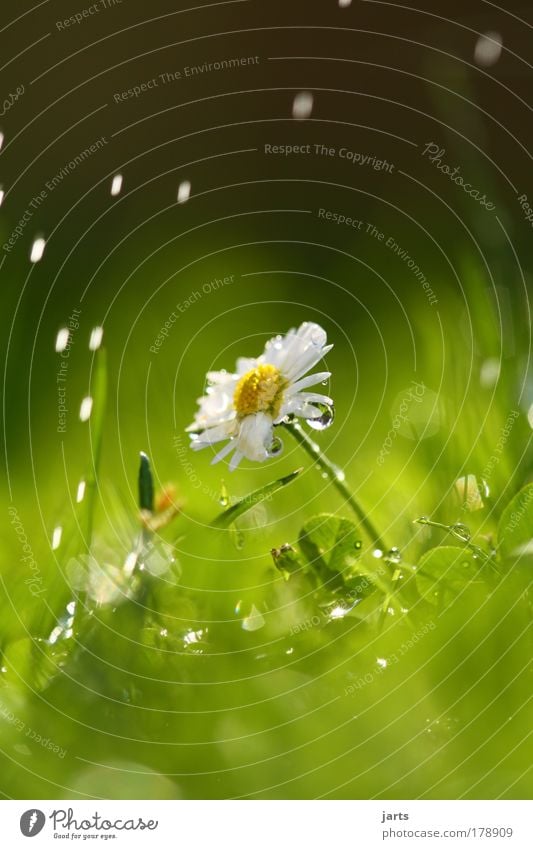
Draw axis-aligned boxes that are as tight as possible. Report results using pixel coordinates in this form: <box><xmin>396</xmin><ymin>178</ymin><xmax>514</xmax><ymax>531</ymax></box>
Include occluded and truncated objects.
<box><xmin>283</xmin><ymin>420</ymin><xmax>387</xmax><ymax>551</ymax></box>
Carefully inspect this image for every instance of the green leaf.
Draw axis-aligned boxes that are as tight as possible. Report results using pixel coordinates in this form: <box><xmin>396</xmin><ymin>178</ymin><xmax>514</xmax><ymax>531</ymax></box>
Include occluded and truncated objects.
<box><xmin>212</xmin><ymin>468</ymin><xmax>303</xmax><ymax>528</ymax></box>
<box><xmin>138</xmin><ymin>452</ymin><xmax>154</xmax><ymax>513</ymax></box>
<box><xmin>299</xmin><ymin>514</ymin><xmax>362</xmax><ymax>584</ymax></box>
<box><xmin>417</xmin><ymin>546</ymin><xmax>481</xmax><ymax>605</ymax></box>
<box><xmin>497</xmin><ymin>483</ymin><xmax>533</xmax><ymax>561</ymax></box>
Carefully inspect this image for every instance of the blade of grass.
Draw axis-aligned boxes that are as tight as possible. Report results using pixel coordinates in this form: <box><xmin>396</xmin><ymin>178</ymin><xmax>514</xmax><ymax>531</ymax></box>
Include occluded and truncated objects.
<box><xmin>212</xmin><ymin>468</ymin><xmax>303</xmax><ymax>528</ymax></box>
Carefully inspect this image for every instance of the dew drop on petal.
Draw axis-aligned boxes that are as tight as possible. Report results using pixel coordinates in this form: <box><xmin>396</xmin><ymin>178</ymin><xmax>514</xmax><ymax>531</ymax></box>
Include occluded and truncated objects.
<box><xmin>51</xmin><ymin>526</ymin><xmax>63</xmax><ymax>550</ymax></box>
<box><xmin>306</xmin><ymin>403</ymin><xmax>335</xmax><ymax>431</ymax></box>
<box><xmin>474</xmin><ymin>31</ymin><xmax>503</xmax><ymax>67</ymax></box>
<box><xmin>79</xmin><ymin>396</ymin><xmax>93</xmax><ymax>422</ymax></box>
<box><xmin>267</xmin><ymin>435</ymin><xmax>284</xmax><ymax>457</ymax></box>
<box><xmin>110</xmin><ymin>174</ymin><xmax>123</xmax><ymax>196</ymax></box>
<box><xmin>55</xmin><ymin>328</ymin><xmax>70</xmax><ymax>352</ymax></box>
<box><xmin>177</xmin><ymin>180</ymin><xmax>191</xmax><ymax>204</ymax></box>
<box><xmin>89</xmin><ymin>326</ymin><xmax>104</xmax><ymax>351</ymax></box>
<box><xmin>292</xmin><ymin>91</ymin><xmax>313</xmax><ymax>120</ymax></box>
<box><xmin>30</xmin><ymin>236</ymin><xmax>46</xmax><ymax>263</ymax></box>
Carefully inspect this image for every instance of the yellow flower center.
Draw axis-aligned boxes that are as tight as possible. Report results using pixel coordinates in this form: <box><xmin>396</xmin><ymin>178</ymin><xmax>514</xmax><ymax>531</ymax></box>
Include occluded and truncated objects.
<box><xmin>233</xmin><ymin>364</ymin><xmax>286</xmax><ymax>418</ymax></box>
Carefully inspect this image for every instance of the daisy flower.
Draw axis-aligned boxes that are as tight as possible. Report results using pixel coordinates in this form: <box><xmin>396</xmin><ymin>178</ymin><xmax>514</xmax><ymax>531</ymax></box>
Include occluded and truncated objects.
<box><xmin>187</xmin><ymin>322</ymin><xmax>334</xmax><ymax>470</ymax></box>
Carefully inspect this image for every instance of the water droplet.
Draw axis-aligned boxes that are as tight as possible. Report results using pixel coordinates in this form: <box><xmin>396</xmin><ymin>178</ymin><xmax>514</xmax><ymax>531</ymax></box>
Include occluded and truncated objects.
<box><xmin>306</xmin><ymin>403</ymin><xmax>335</xmax><ymax>431</ymax></box>
<box><xmin>110</xmin><ymin>174</ymin><xmax>123</xmax><ymax>196</ymax></box>
<box><xmin>219</xmin><ymin>481</ymin><xmax>229</xmax><ymax>508</ymax></box>
<box><xmin>450</xmin><ymin>523</ymin><xmax>471</xmax><ymax>543</ymax></box>
<box><xmin>292</xmin><ymin>91</ymin><xmax>313</xmax><ymax>119</ymax></box>
<box><xmin>376</xmin><ymin>657</ymin><xmax>387</xmax><ymax>669</ymax></box>
<box><xmin>0</xmin><ymin>187</ymin><xmax>4</xmax><ymax>207</ymax></box>
<box><xmin>30</xmin><ymin>236</ymin><xmax>46</xmax><ymax>263</ymax></box>
<box><xmin>0</xmin><ymin>133</ymin><xmax>4</xmax><ymax>151</ymax></box>
<box><xmin>55</xmin><ymin>328</ymin><xmax>70</xmax><ymax>352</ymax></box>
<box><xmin>123</xmin><ymin>551</ymin><xmax>137</xmax><ymax>576</ymax></box>
<box><xmin>89</xmin><ymin>326</ymin><xmax>104</xmax><ymax>351</ymax></box>
<box><xmin>79</xmin><ymin>396</ymin><xmax>93</xmax><ymax>422</ymax></box>
<box><xmin>474</xmin><ymin>31</ymin><xmax>503</xmax><ymax>68</ymax></box>
<box><xmin>386</xmin><ymin>547</ymin><xmax>402</xmax><ymax>564</ymax></box>
<box><xmin>76</xmin><ymin>480</ymin><xmax>86</xmax><ymax>503</ymax></box>
<box><xmin>267</xmin><ymin>435</ymin><xmax>284</xmax><ymax>457</ymax></box>
<box><xmin>51</xmin><ymin>526</ymin><xmax>63</xmax><ymax>551</ymax></box>
<box><xmin>242</xmin><ymin>604</ymin><xmax>265</xmax><ymax>632</ymax></box>
<box><xmin>416</xmin><ymin>516</ymin><xmax>430</xmax><ymax>525</ymax></box>
<box><xmin>177</xmin><ymin>180</ymin><xmax>191</xmax><ymax>204</ymax></box>
<box><xmin>372</xmin><ymin>549</ymin><xmax>384</xmax><ymax>559</ymax></box>
<box><xmin>354</xmin><ymin>541</ymin><xmax>362</xmax><ymax>551</ymax></box>
<box><xmin>339</xmin><ymin>0</ymin><xmax>352</xmax><ymax>5</ymax></box>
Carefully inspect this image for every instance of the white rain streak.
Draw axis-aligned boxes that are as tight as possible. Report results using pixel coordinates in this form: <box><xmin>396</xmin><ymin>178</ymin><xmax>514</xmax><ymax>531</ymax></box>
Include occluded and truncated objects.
<box><xmin>55</xmin><ymin>328</ymin><xmax>70</xmax><ymax>352</ymax></box>
<box><xmin>79</xmin><ymin>396</ymin><xmax>93</xmax><ymax>422</ymax></box>
<box><xmin>474</xmin><ymin>32</ymin><xmax>503</xmax><ymax>68</ymax></box>
<box><xmin>110</xmin><ymin>174</ymin><xmax>123</xmax><ymax>196</ymax></box>
<box><xmin>528</xmin><ymin>404</ymin><xmax>533</xmax><ymax>430</ymax></box>
<box><xmin>0</xmin><ymin>132</ymin><xmax>4</xmax><ymax>151</ymax></box>
<box><xmin>76</xmin><ymin>480</ymin><xmax>86</xmax><ymax>503</ymax></box>
<box><xmin>0</xmin><ymin>187</ymin><xmax>4</xmax><ymax>207</ymax></box>
<box><xmin>30</xmin><ymin>237</ymin><xmax>46</xmax><ymax>263</ymax></box>
<box><xmin>177</xmin><ymin>180</ymin><xmax>191</xmax><ymax>204</ymax></box>
<box><xmin>292</xmin><ymin>91</ymin><xmax>314</xmax><ymax>120</ymax></box>
<box><xmin>89</xmin><ymin>326</ymin><xmax>104</xmax><ymax>351</ymax></box>
<box><xmin>52</xmin><ymin>526</ymin><xmax>63</xmax><ymax>551</ymax></box>
<box><xmin>338</xmin><ymin>0</ymin><xmax>352</xmax><ymax>6</ymax></box>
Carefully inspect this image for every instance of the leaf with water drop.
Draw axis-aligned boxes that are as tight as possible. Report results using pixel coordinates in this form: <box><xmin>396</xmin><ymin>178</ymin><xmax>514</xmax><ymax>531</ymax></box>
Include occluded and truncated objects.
<box><xmin>212</xmin><ymin>468</ymin><xmax>303</xmax><ymax>528</ymax></box>
<box><xmin>497</xmin><ymin>483</ymin><xmax>533</xmax><ymax>562</ymax></box>
<box><xmin>299</xmin><ymin>514</ymin><xmax>374</xmax><ymax>594</ymax></box>
<box><xmin>417</xmin><ymin>546</ymin><xmax>482</xmax><ymax>606</ymax></box>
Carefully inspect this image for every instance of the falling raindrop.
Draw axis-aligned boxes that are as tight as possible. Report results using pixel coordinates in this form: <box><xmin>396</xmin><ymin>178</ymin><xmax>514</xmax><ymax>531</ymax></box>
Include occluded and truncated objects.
<box><xmin>219</xmin><ymin>481</ymin><xmax>230</xmax><ymax>508</ymax></box>
<box><xmin>267</xmin><ymin>435</ymin><xmax>284</xmax><ymax>457</ymax></box>
<box><xmin>292</xmin><ymin>91</ymin><xmax>313</xmax><ymax>120</ymax></box>
<box><xmin>89</xmin><ymin>326</ymin><xmax>104</xmax><ymax>351</ymax></box>
<box><xmin>30</xmin><ymin>236</ymin><xmax>46</xmax><ymax>263</ymax></box>
<box><xmin>177</xmin><ymin>180</ymin><xmax>191</xmax><ymax>204</ymax></box>
<box><xmin>386</xmin><ymin>547</ymin><xmax>402</xmax><ymax>564</ymax></box>
<box><xmin>527</xmin><ymin>404</ymin><xmax>533</xmax><ymax>430</ymax></box>
<box><xmin>0</xmin><ymin>132</ymin><xmax>4</xmax><ymax>151</ymax></box>
<box><xmin>474</xmin><ymin>31</ymin><xmax>503</xmax><ymax>67</ymax></box>
<box><xmin>110</xmin><ymin>174</ymin><xmax>123</xmax><ymax>196</ymax></box>
<box><xmin>79</xmin><ymin>396</ymin><xmax>93</xmax><ymax>422</ymax></box>
<box><xmin>339</xmin><ymin>0</ymin><xmax>352</xmax><ymax>5</ymax></box>
<box><xmin>55</xmin><ymin>328</ymin><xmax>70</xmax><ymax>352</ymax></box>
<box><xmin>76</xmin><ymin>480</ymin><xmax>86</xmax><ymax>503</ymax></box>
<box><xmin>307</xmin><ymin>403</ymin><xmax>335</xmax><ymax>431</ymax></box>
<box><xmin>0</xmin><ymin>186</ymin><xmax>4</xmax><ymax>207</ymax></box>
<box><xmin>450</xmin><ymin>523</ymin><xmax>471</xmax><ymax>543</ymax></box>
<box><xmin>51</xmin><ymin>526</ymin><xmax>63</xmax><ymax>551</ymax></box>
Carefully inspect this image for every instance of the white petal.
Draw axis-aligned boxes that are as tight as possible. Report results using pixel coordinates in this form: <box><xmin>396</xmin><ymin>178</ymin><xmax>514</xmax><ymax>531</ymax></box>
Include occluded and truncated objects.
<box><xmin>236</xmin><ymin>357</ymin><xmax>258</xmax><ymax>375</ymax></box>
<box><xmin>236</xmin><ymin>412</ymin><xmax>272</xmax><ymax>462</ymax></box>
<box><xmin>285</xmin><ymin>371</ymin><xmax>331</xmax><ymax>395</ymax></box>
<box><xmin>211</xmin><ymin>440</ymin><xmax>236</xmax><ymax>465</ymax></box>
<box><xmin>229</xmin><ymin>450</ymin><xmax>245</xmax><ymax>471</ymax></box>
<box><xmin>191</xmin><ymin>422</ymin><xmax>234</xmax><ymax>446</ymax></box>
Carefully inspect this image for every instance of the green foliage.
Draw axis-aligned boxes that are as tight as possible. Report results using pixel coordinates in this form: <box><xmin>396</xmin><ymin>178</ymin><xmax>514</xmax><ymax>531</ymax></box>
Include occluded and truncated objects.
<box><xmin>497</xmin><ymin>483</ymin><xmax>533</xmax><ymax>561</ymax></box>
<box><xmin>416</xmin><ymin>546</ymin><xmax>482</xmax><ymax>606</ymax></box>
